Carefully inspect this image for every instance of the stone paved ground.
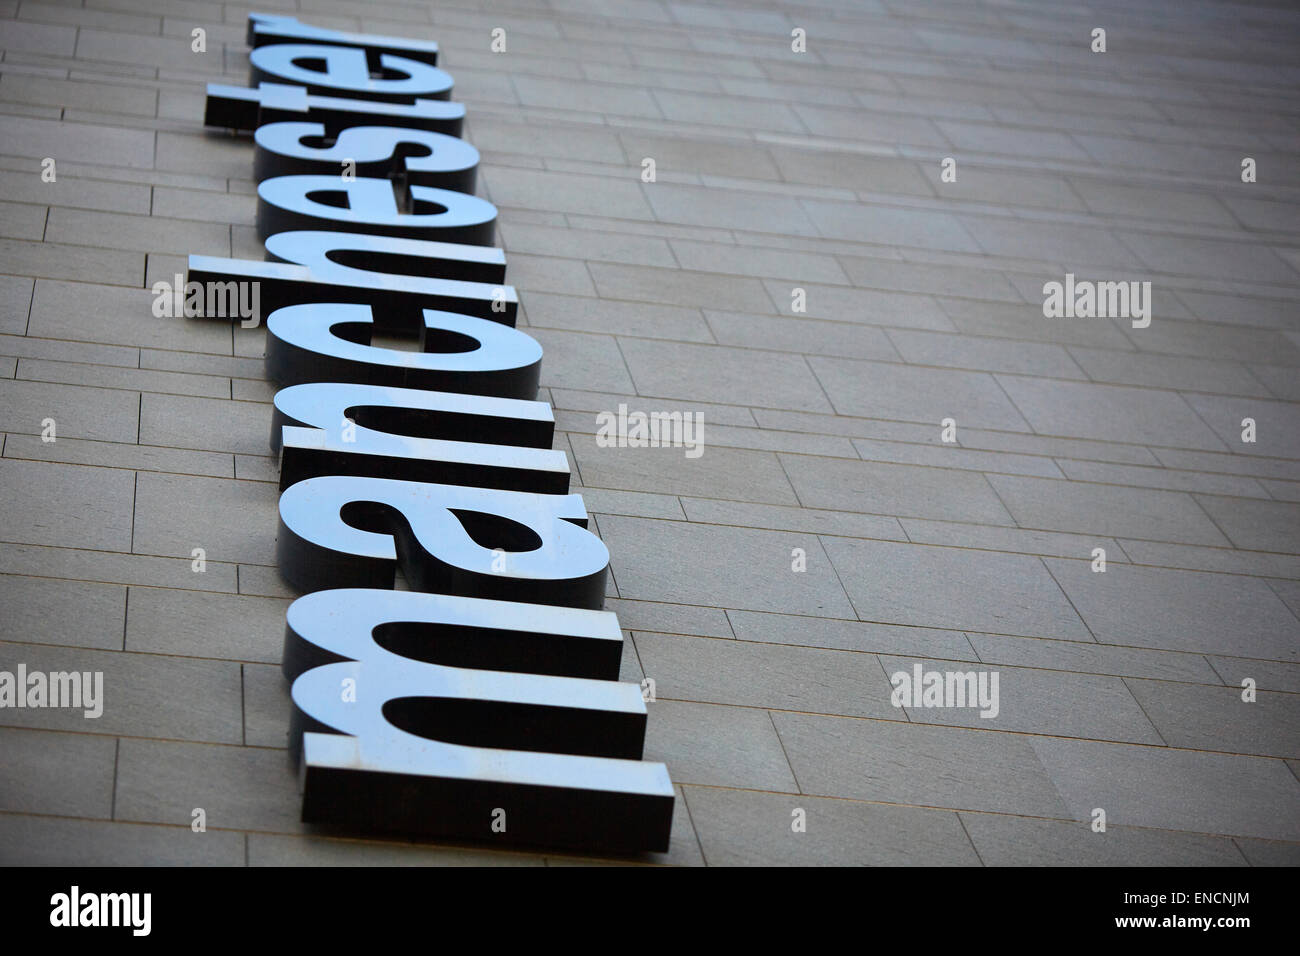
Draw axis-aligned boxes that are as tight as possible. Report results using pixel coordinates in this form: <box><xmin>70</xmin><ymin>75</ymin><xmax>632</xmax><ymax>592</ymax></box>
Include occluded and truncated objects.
<box><xmin>1</xmin><ymin>0</ymin><xmax>1298</xmax><ymax>866</ymax></box>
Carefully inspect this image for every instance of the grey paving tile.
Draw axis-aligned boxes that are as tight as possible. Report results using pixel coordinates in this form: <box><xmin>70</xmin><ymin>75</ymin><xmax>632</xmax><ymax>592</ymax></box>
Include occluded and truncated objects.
<box><xmin>642</xmin><ymin>700</ymin><xmax>797</xmax><ymax>790</ymax></box>
<box><xmin>1054</xmin><ymin>459</ymin><xmax>1269</xmax><ymax>498</ymax></box>
<box><xmin>839</xmin><ymin>254</ymin><xmax>1021</xmax><ymax>303</ymax></box>
<box><xmin>987</xmin><ymin>474</ymin><xmax>1231</xmax><ymax>546</ymax></box>
<box><xmin>572</xmin><ymin>484</ymin><xmax>685</xmax><ymax>520</ymax></box>
<box><xmin>960</xmin><ymin>814</ymin><xmax>1247</xmax><ymax>866</ymax></box>
<box><xmin>114</xmin><ymin>738</ymin><xmax>304</xmax><ymax>834</ymax></box>
<box><xmin>939</xmin><ymin>165</ymin><xmax>1085</xmax><ymax>213</ymax></box>
<box><xmin>5</xmin><ymin>434</ymin><xmax>234</xmax><ymax>479</ymax></box>
<box><xmin>1029</xmin><ymin>736</ymin><xmax>1300</xmax><ymax>841</ymax></box>
<box><xmin>939</xmin><ymin>296</ymin><xmax>1136</xmax><ymax>350</ymax></box>
<box><xmin>235</xmin><ymin>561</ymin><xmax>297</xmax><ymax>598</ymax></box>
<box><xmin>1068</xmin><ymin>347</ymin><xmax>1271</xmax><ymax>397</ymax></box>
<box><xmin>674</xmin><ymin>419</ymin><xmax>858</xmax><ymax>457</ymax></box>
<box><xmin>482</xmin><ymin>166</ymin><xmax>652</xmax><ymax>219</ymax></box>
<box><xmin>680</xmin><ymin>498</ymin><xmax>906</xmax><ymax>541</ymax></box>
<box><xmin>472</xmin><ymin>120</ymin><xmax>625</xmax><ymax>165</ymax></box>
<box><xmin>0</xmin><ymin>19</ymin><xmax>77</xmax><ymax>56</ymax></box>
<box><xmin>530</xmin><ymin>328</ymin><xmax>636</xmax><ymax>393</ymax></box>
<box><xmin>969</xmin><ymin>632</ymin><xmax>1220</xmax><ymax>684</ymax></box>
<box><xmin>1220</xmin><ymin>195</ymin><xmax>1300</xmax><ymax>233</ymax></box>
<box><xmin>938</xmin><ymin>120</ymin><xmax>1091</xmax><ymax>162</ymax></box>
<box><xmin>1119</xmin><ymin>230</ymin><xmax>1300</xmax><ymax>284</ymax></box>
<box><xmin>801</xmin><ymin>198</ymin><xmax>980</xmax><ymax>253</ymax></box>
<box><xmin>853</xmin><ymin>436</ymin><xmax>1063</xmax><ymax>478</ymax></box>
<box><xmin>1135</xmin><ymin>320</ymin><xmax>1300</xmax><ymax>366</ymax></box>
<box><xmin>126</xmin><ymin>587</ymin><xmax>288</xmax><ymax>664</ymax></box>
<box><xmin>797</xmin><ymin>103</ymin><xmax>946</xmax><ymax>147</ymax></box>
<box><xmin>810</xmin><ymin>356</ymin><xmax>1030</xmax><ymax>430</ymax></box>
<box><xmin>1045</xmin><ymin>559</ymin><xmax>1300</xmax><ymax>660</ymax></box>
<box><xmin>75</xmin><ymin>27</ymin><xmax>224</xmax><ymax>72</ymax></box>
<box><xmin>503</xmin><ymin>224</ymin><xmax>676</xmax><ymax>269</ymax></box>
<box><xmin>140</xmin><ymin>348</ymin><xmax>261</xmax><ymax>380</ymax></box>
<box><xmin>960</xmin><ymin>217</ymin><xmax>1133</xmax><ymax>269</ymax></box>
<box><xmin>132</xmin><ymin>472</ymin><xmax>279</xmax><ymax>567</ymax></box>
<box><xmin>685</xmin><ymin>786</ymin><xmax>981</xmax><ymax>866</ymax></box>
<box><xmin>1251</xmin><ymin>364</ymin><xmax>1300</xmax><ymax>402</ymax></box>
<box><xmin>0</xmin><ymin>573</ymin><xmax>125</xmax><ymax>651</ymax></box>
<box><xmin>824</xmin><ymin>537</ymin><xmax>1092</xmax><ymax>639</ymax></box>
<box><xmin>780</xmin><ymin>455</ymin><xmax>1015</xmax><ymax>525</ymax></box>
<box><xmin>1069</xmin><ymin>179</ymin><xmax>1236</xmax><ymax>227</ymax></box>
<box><xmin>552</xmin><ymin>386</ymin><xmax>756</xmax><ymax>426</ymax></box>
<box><xmin>706</xmin><ymin>311</ymin><xmax>900</xmax><ymax>361</ymax></box>
<box><xmin>589</xmin><ymin>261</ymin><xmax>775</xmax><ymax>313</ymax></box>
<box><xmin>997</xmin><ymin>377</ymin><xmax>1228</xmax><ymax>449</ymax></box>
<box><xmin>0</xmin><ymin>640</ymin><xmax>242</xmax><ymax>743</ymax></box>
<box><xmin>46</xmin><ymin>206</ymin><xmax>230</xmax><ymax>257</ymax></box>
<box><xmin>242</xmin><ymin>662</ymin><xmax>289</xmax><ymax>750</ymax></box>
<box><xmin>888</xmin><ymin>329</ymin><xmax>1086</xmax><ymax>379</ymax></box>
<box><xmin>0</xmin><ymin>101</ymin><xmax>62</xmax><ymax>122</ymax></box>
<box><xmin>0</xmin><ymin>114</ymin><xmax>154</xmax><ymax>168</ymax></box>
<box><xmin>0</xmin><ymin>458</ymin><xmax>134</xmax><ymax>551</ymax></box>
<box><xmin>1071</xmin><ymin>135</ymin><xmax>1242</xmax><ymax>178</ymax></box>
<box><xmin>1234</xmin><ymin>837</ymin><xmax>1300</xmax><ymax>866</ymax></box>
<box><xmin>139</xmin><ymin>393</ymin><xmax>266</xmax><ymax>457</ymax></box>
<box><xmin>1004</xmin><ymin>271</ymin><xmax>1197</xmax><ymax>323</ymax></box>
<box><xmin>899</xmin><ymin>519</ymin><xmax>1118</xmax><ymax>561</ymax></box>
<box><xmin>504</xmin><ymin>252</ymin><xmax>597</xmax><ymax>297</ymax></box>
<box><xmin>29</xmin><ymin>280</ymin><xmax>232</xmax><ymax>353</ymax></box>
<box><xmin>0</xmin><ymin>814</ymin><xmax>245</xmax><ymax>865</ymax></box>
<box><xmin>603</xmin><ymin>598</ymin><xmax>734</xmax><ymax>640</ymax></box>
<box><xmin>0</xmin><ymin>275</ymin><xmax>33</xmax><ymax>336</ymax></box>
<box><xmin>672</xmin><ymin>239</ymin><xmax>850</xmax><ymax>285</ymax></box>
<box><xmin>152</xmin><ymin>186</ymin><xmax>256</xmax><ymax>227</ymax></box>
<box><xmin>569</xmin><ymin>434</ymin><xmax>797</xmax><ymax>506</ymax></box>
<box><xmin>620</xmin><ymin>339</ymin><xmax>833</xmax><ymax>412</ymax></box>
<box><xmin>1151</xmin><ymin>447</ymin><xmax>1300</xmax><ymax>483</ymax></box>
<box><xmin>622</xmin><ymin>132</ymin><xmax>781</xmax><ymax>181</ymax></box>
<box><xmin>0</xmin><ymin>199</ymin><xmax>47</xmax><ymax>241</ymax></box>
<box><xmin>1125</xmin><ymin>679</ymin><xmax>1300</xmax><ymax>758</ymax></box>
<box><xmin>773</xmin><ymin>711</ymin><xmax>1072</xmax><ymax>817</ymax></box>
<box><xmin>659</xmin><ymin>90</ymin><xmax>804</xmax><ymax>133</ymax></box>
<box><xmin>0</xmin><ymin>334</ymin><xmax>133</xmax><ymax>370</ymax></box>
<box><xmin>1182</xmin><ymin>394</ymin><xmax>1300</xmax><ymax>461</ymax></box>
<box><xmin>0</xmin><ymin>73</ymin><xmax>156</xmax><ymax>118</ymax></box>
<box><xmin>599</xmin><ymin>515</ymin><xmax>856</xmax><ymax>617</ymax></box>
<box><xmin>764</xmin><ymin>280</ymin><xmax>955</xmax><ymax>331</ymax></box>
<box><xmin>635</xmin><ymin>632</ymin><xmax>893</xmax><ymax>719</ymax></box>
<box><xmin>153</xmin><ymin>131</ymin><xmax>253</xmax><ymax>182</ymax></box>
<box><xmin>1208</xmin><ymin>655</ymin><xmax>1300</xmax><ymax>694</ymax></box>
<box><xmin>1176</xmin><ymin>289</ymin><xmax>1297</xmax><ymax>331</ymax></box>
<box><xmin>0</xmin><ymin>541</ymin><xmax>237</xmax><ymax>597</ymax></box>
<box><xmin>727</xmin><ymin>609</ymin><xmax>975</xmax><ymax>660</ymax></box>
<box><xmin>880</xmin><ymin>654</ymin><xmax>1161</xmax><ymax>743</ymax></box>
<box><xmin>513</xmin><ymin>74</ymin><xmax>661</xmax><ymax>117</ymax></box>
<box><xmin>0</xmin><ymin>726</ymin><xmax>116</xmax><ymax>818</ymax></box>
<box><xmin>0</xmin><ymin>377</ymin><xmax>139</xmax><ymax>443</ymax></box>
<box><xmin>17</xmin><ymin>357</ymin><xmax>230</xmax><ymax>399</ymax></box>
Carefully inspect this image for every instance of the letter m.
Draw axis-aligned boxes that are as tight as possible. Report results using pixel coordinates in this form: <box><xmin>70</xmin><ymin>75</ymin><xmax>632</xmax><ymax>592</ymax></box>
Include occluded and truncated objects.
<box><xmin>205</xmin><ymin>280</ymin><xmax>239</xmax><ymax>317</ymax></box>
<box><xmin>283</xmin><ymin>588</ymin><xmax>674</xmax><ymax>853</ymax></box>
<box><xmin>1096</xmin><ymin>281</ymin><xmax>1129</xmax><ymax>318</ymax></box>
